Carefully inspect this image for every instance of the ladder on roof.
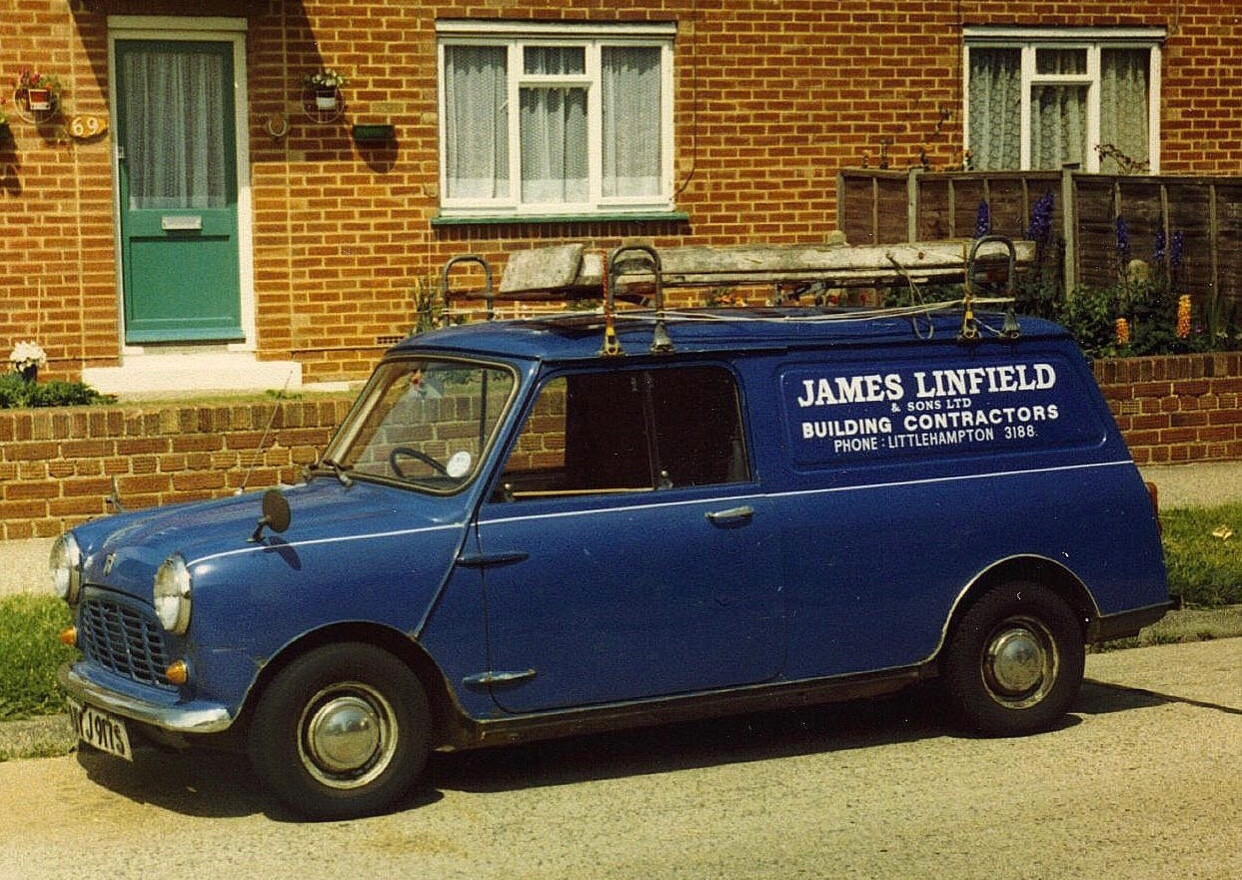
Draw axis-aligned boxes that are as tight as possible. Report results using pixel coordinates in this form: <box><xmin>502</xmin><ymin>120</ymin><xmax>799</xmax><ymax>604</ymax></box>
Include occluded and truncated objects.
<box><xmin>436</xmin><ymin>236</ymin><xmax>1032</xmax><ymax>351</ymax></box>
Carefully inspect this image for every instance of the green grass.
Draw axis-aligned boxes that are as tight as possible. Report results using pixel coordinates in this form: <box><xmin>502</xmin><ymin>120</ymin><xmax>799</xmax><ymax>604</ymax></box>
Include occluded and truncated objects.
<box><xmin>1162</xmin><ymin>502</ymin><xmax>1242</xmax><ymax>607</ymax></box>
<box><xmin>0</xmin><ymin>595</ymin><xmax>75</xmax><ymax>722</ymax></box>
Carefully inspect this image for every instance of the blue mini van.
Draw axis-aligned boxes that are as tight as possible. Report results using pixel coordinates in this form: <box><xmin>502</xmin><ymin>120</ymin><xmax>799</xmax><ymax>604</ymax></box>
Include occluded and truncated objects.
<box><xmin>53</xmin><ymin>243</ymin><xmax>1170</xmax><ymax>819</ymax></box>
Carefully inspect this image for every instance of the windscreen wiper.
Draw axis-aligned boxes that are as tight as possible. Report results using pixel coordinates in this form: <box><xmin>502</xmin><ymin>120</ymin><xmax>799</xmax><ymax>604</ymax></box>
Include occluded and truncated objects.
<box><xmin>315</xmin><ymin>457</ymin><xmax>355</xmax><ymax>487</ymax></box>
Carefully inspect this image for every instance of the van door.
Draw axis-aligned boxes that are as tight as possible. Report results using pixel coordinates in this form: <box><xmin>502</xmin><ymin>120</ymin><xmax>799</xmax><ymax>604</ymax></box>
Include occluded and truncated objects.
<box><xmin>474</xmin><ymin>365</ymin><xmax>783</xmax><ymax>713</ymax></box>
<box><xmin>114</xmin><ymin>39</ymin><xmax>243</xmax><ymax>343</ymax></box>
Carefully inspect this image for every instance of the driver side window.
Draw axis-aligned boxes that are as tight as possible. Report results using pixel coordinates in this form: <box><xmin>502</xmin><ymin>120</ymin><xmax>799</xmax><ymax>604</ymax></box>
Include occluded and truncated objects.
<box><xmin>497</xmin><ymin>365</ymin><xmax>749</xmax><ymax>500</ymax></box>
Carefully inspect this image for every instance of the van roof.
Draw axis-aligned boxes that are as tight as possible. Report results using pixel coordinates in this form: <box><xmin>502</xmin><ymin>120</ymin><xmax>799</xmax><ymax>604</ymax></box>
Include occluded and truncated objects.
<box><xmin>392</xmin><ymin>309</ymin><xmax>1074</xmax><ymax>363</ymax></box>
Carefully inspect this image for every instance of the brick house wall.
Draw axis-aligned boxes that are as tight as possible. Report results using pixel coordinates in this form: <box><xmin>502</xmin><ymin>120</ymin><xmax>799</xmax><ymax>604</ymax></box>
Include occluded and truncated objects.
<box><xmin>2</xmin><ymin>1</ymin><xmax>1240</xmax><ymax>387</ymax></box>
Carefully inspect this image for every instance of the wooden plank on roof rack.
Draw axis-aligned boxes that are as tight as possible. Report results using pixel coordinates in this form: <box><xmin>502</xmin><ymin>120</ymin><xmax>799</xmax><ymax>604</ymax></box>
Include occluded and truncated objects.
<box><xmin>500</xmin><ymin>244</ymin><xmax>593</xmax><ymax>294</ymax></box>
<box><xmin>496</xmin><ymin>239</ymin><xmax>1035</xmax><ymax>295</ymax></box>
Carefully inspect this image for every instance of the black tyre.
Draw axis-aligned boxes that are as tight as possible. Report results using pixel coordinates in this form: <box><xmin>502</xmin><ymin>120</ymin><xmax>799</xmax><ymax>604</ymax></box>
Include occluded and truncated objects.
<box><xmin>247</xmin><ymin>642</ymin><xmax>430</xmax><ymax>820</ymax></box>
<box><xmin>941</xmin><ymin>582</ymin><xmax>1085</xmax><ymax>736</ymax></box>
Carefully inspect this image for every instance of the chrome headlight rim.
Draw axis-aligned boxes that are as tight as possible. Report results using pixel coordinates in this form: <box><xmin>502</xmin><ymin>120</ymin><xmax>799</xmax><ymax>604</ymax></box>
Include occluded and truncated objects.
<box><xmin>50</xmin><ymin>534</ymin><xmax>83</xmax><ymax>605</ymax></box>
<box><xmin>154</xmin><ymin>554</ymin><xmax>193</xmax><ymax>635</ymax></box>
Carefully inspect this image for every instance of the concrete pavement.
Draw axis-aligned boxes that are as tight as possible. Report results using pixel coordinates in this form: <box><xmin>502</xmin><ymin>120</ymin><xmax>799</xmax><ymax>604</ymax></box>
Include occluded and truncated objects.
<box><xmin>2</xmin><ymin>460</ymin><xmax>1240</xmax><ymax>599</ymax></box>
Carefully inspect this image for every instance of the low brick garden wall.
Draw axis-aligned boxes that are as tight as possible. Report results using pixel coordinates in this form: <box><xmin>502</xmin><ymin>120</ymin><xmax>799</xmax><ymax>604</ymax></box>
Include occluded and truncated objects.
<box><xmin>0</xmin><ymin>396</ymin><xmax>353</xmax><ymax>540</ymax></box>
<box><xmin>1093</xmin><ymin>353</ymin><xmax>1242</xmax><ymax>466</ymax></box>
<box><xmin>0</xmin><ymin>352</ymin><xmax>1239</xmax><ymax>538</ymax></box>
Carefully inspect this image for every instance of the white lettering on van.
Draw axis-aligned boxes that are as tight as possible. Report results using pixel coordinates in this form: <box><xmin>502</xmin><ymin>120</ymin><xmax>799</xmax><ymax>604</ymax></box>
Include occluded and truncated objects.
<box><xmin>912</xmin><ymin>363</ymin><xmax>1056</xmax><ymax>399</ymax></box>
<box><xmin>796</xmin><ymin>373</ymin><xmax>904</xmax><ymax>407</ymax></box>
<box><xmin>801</xmin><ymin>417</ymin><xmax>894</xmax><ymax>439</ymax></box>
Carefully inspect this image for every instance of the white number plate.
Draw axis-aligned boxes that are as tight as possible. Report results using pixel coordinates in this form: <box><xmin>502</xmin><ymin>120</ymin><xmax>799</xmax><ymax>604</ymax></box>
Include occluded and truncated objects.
<box><xmin>67</xmin><ymin>698</ymin><xmax>133</xmax><ymax>762</ymax></box>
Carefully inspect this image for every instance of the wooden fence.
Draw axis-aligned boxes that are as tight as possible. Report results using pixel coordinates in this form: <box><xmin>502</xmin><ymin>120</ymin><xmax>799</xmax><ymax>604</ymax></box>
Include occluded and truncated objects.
<box><xmin>837</xmin><ymin>169</ymin><xmax>1242</xmax><ymax>308</ymax></box>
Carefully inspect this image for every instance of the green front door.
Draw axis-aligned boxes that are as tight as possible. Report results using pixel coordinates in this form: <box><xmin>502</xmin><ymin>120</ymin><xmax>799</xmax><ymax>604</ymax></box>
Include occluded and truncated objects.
<box><xmin>115</xmin><ymin>40</ymin><xmax>243</xmax><ymax>343</ymax></box>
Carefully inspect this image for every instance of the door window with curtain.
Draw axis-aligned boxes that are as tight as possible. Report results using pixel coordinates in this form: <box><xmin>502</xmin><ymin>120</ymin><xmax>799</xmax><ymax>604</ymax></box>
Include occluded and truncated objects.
<box><xmin>437</xmin><ymin>20</ymin><xmax>674</xmax><ymax>217</ymax></box>
<box><xmin>118</xmin><ymin>41</ymin><xmax>234</xmax><ymax>210</ymax></box>
<box><xmin>965</xmin><ymin>29</ymin><xmax>1162</xmax><ymax>174</ymax></box>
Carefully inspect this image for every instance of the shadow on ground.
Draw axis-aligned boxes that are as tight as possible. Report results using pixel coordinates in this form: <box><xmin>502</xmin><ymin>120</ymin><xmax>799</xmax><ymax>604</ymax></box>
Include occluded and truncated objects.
<box><xmin>47</xmin><ymin>675</ymin><xmax>1199</xmax><ymax>821</ymax></box>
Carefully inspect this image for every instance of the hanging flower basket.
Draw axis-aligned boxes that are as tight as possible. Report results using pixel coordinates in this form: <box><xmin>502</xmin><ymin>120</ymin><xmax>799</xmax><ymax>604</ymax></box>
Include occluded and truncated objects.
<box><xmin>16</xmin><ymin>69</ymin><xmax>60</xmax><ymax>116</ymax></box>
<box><xmin>304</xmin><ymin>68</ymin><xmax>346</xmax><ymax>116</ymax></box>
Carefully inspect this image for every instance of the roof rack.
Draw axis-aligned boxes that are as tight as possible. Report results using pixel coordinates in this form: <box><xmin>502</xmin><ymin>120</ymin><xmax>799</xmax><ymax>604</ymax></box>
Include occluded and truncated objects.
<box><xmin>438</xmin><ymin>236</ymin><xmax>1035</xmax><ymax>353</ymax></box>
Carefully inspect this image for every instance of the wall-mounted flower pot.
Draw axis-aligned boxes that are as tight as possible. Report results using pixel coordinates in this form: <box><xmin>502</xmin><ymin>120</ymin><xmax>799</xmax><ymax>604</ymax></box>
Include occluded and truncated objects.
<box><xmin>25</xmin><ymin>88</ymin><xmax>52</xmax><ymax>111</ymax></box>
<box><xmin>302</xmin><ymin>85</ymin><xmax>343</xmax><ymax>123</ymax></box>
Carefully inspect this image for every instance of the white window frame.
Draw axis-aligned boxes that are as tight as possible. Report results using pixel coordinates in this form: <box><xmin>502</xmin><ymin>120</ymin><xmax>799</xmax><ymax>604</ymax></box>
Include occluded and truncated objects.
<box><xmin>963</xmin><ymin>27</ymin><xmax>1164</xmax><ymax>173</ymax></box>
<box><xmin>437</xmin><ymin>19</ymin><xmax>676</xmax><ymax>219</ymax></box>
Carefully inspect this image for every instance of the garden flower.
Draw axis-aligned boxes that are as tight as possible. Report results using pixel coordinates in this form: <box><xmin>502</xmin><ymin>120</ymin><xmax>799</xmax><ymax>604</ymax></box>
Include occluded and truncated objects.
<box><xmin>1115</xmin><ymin>318</ymin><xmax>1131</xmax><ymax>345</ymax></box>
<box><xmin>305</xmin><ymin>69</ymin><xmax>347</xmax><ymax>89</ymax></box>
<box><xmin>9</xmin><ymin>340</ymin><xmax>47</xmax><ymax>376</ymax></box>
<box><xmin>1177</xmin><ymin>295</ymin><xmax>1192</xmax><ymax>339</ymax></box>
<box><xmin>974</xmin><ymin>200</ymin><xmax>991</xmax><ymax>239</ymax></box>
<box><xmin>1026</xmin><ymin>191</ymin><xmax>1055</xmax><ymax>246</ymax></box>
<box><xmin>1115</xmin><ymin>216</ymin><xmax>1131</xmax><ymax>276</ymax></box>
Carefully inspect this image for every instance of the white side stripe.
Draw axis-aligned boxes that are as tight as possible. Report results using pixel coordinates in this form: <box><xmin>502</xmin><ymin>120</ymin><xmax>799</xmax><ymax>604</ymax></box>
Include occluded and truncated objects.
<box><xmin>190</xmin><ymin>522</ymin><xmax>463</xmax><ymax>566</ymax></box>
<box><xmin>478</xmin><ymin>460</ymin><xmax>1135</xmax><ymax>527</ymax></box>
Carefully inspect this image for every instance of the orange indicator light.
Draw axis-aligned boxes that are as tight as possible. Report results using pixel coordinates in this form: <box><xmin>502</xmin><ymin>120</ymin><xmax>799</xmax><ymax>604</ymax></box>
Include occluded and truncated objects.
<box><xmin>165</xmin><ymin>660</ymin><xmax>189</xmax><ymax>686</ymax></box>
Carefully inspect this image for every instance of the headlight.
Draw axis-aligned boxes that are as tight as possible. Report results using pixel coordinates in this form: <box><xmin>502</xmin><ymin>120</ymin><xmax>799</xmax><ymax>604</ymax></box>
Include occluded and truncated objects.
<box><xmin>154</xmin><ymin>555</ymin><xmax>192</xmax><ymax>635</ymax></box>
<box><xmin>49</xmin><ymin>534</ymin><xmax>82</xmax><ymax>604</ymax></box>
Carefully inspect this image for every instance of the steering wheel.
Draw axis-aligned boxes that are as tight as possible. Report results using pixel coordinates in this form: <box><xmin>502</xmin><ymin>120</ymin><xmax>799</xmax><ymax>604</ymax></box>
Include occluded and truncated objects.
<box><xmin>389</xmin><ymin>446</ymin><xmax>449</xmax><ymax>478</ymax></box>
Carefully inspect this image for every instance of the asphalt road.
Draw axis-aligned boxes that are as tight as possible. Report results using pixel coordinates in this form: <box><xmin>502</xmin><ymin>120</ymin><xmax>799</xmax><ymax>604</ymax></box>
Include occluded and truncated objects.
<box><xmin>1</xmin><ymin>638</ymin><xmax>1238</xmax><ymax>880</ymax></box>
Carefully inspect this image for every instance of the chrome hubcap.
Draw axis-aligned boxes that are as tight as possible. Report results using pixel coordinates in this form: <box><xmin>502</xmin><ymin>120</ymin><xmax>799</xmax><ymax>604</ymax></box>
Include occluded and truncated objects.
<box><xmin>299</xmin><ymin>683</ymin><xmax>397</xmax><ymax>789</ymax></box>
<box><xmin>983</xmin><ymin>619</ymin><xmax>1057</xmax><ymax>709</ymax></box>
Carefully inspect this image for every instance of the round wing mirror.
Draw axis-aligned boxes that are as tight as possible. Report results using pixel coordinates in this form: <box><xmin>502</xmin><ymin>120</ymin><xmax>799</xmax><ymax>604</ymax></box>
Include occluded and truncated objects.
<box><xmin>249</xmin><ymin>489</ymin><xmax>292</xmax><ymax>542</ymax></box>
<box><xmin>262</xmin><ymin>489</ymin><xmax>292</xmax><ymax>533</ymax></box>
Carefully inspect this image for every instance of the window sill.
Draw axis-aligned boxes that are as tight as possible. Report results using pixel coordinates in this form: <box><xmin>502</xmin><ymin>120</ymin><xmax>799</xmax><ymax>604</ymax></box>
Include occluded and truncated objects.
<box><xmin>432</xmin><ymin>211</ymin><xmax>690</xmax><ymax>227</ymax></box>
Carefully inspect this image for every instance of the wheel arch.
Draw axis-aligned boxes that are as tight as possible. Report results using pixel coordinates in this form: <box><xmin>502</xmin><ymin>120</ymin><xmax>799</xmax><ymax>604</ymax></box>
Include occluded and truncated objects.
<box><xmin>237</xmin><ymin>622</ymin><xmax>466</xmax><ymax>749</ymax></box>
<box><xmin>935</xmin><ymin>555</ymin><xmax>1100</xmax><ymax>664</ymax></box>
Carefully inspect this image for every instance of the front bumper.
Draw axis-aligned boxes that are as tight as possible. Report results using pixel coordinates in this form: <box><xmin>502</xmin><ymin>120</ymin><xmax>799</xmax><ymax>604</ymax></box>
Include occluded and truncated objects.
<box><xmin>58</xmin><ymin>661</ymin><xmax>235</xmax><ymax>735</ymax></box>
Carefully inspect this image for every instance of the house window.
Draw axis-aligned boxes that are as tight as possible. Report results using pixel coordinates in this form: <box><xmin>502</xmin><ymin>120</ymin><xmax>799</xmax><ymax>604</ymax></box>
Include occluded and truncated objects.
<box><xmin>437</xmin><ymin>20</ymin><xmax>675</xmax><ymax>218</ymax></box>
<box><xmin>964</xmin><ymin>28</ymin><xmax>1164</xmax><ymax>173</ymax></box>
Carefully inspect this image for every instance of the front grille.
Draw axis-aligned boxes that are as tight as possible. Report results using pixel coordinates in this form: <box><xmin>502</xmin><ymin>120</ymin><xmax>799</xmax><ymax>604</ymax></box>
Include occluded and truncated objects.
<box><xmin>79</xmin><ymin>594</ymin><xmax>175</xmax><ymax>689</ymax></box>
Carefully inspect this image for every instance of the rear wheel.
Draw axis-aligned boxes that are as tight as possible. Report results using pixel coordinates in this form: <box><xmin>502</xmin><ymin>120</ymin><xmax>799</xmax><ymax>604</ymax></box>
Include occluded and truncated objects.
<box><xmin>941</xmin><ymin>583</ymin><xmax>1085</xmax><ymax>736</ymax></box>
<box><xmin>247</xmin><ymin>643</ymin><xmax>430</xmax><ymax>820</ymax></box>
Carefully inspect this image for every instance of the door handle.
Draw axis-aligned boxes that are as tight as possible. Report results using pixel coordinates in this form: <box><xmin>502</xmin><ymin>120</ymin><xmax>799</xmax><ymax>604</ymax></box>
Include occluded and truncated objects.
<box><xmin>705</xmin><ymin>505</ymin><xmax>754</xmax><ymax>524</ymax></box>
<box><xmin>457</xmin><ymin>550</ymin><xmax>529</xmax><ymax>568</ymax></box>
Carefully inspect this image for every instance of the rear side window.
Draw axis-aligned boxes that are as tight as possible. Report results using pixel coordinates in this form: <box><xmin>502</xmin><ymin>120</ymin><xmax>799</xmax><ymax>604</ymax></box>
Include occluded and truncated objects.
<box><xmin>498</xmin><ymin>365</ymin><xmax>749</xmax><ymax>499</ymax></box>
<box><xmin>781</xmin><ymin>351</ymin><xmax>1106</xmax><ymax>468</ymax></box>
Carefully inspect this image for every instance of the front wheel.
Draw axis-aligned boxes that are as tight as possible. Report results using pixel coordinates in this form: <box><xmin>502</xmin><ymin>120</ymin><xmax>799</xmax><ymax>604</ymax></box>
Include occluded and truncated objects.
<box><xmin>941</xmin><ymin>583</ymin><xmax>1085</xmax><ymax>736</ymax></box>
<box><xmin>247</xmin><ymin>643</ymin><xmax>430</xmax><ymax>820</ymax></box>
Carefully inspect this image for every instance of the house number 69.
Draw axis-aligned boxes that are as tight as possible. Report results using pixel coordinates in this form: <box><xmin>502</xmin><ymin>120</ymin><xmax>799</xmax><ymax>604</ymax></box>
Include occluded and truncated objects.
<box><xmin>69</xmin><ymin>115</ymin><xmax>108</xmax><ymax>140</ymax></box>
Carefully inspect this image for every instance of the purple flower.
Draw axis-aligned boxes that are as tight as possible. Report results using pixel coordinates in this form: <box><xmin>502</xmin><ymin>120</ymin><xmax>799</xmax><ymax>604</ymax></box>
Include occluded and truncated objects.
<box><xmin>974</xmin><ymin>200</ymin><xmax>991</xmax><ymax>239</ymax></box>
<box><xmin>1153</xmin><ymin>227</ymin><xmax>1166</xmax><ymax>266</ymax></box>
<box><xmin>1027</xmin><ymin>191</ymin><xmax>1055</xmax><ymax>246</ymax></box>
<box><xmin>1170</xmin><ymin>230</ymin><xmax>1185</xmax><ymax>274</ymax></box>
<box><xmin>1115</xmin><ymin>216</ymin><xmax>1131</xmax><ymax>271</ymax></box>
